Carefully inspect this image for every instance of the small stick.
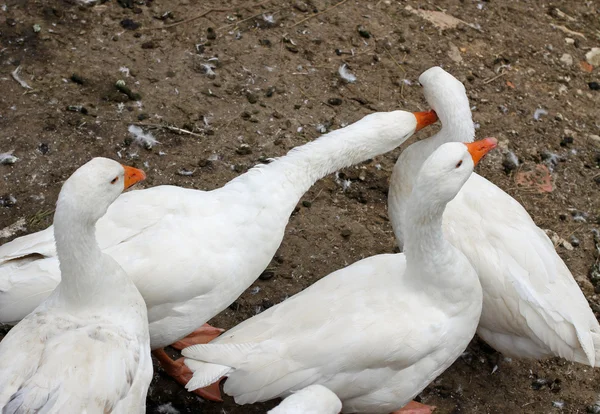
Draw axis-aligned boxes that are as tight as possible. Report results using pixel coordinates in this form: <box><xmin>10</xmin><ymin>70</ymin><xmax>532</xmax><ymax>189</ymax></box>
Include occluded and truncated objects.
<box><xmin>146</xmin><ymin>0</ymin><xmax>272</xmax><ymax>31</ymax></box>
<box><xmin>483</xmin><ymin>71</ymin><xmax>507</xmax><ymax>84</ymax></box>
<box><xmin>382</xmin><ymin>46</ymin><xmax>406</xmax><ymax>73</ymax></box>
<box><xmin>290</xmin><ymin>0</ymin><xmax>350</xmax><ymax>28</ymax></box>
<box><xmin>133</xmin><ymin>123</ymin><xmax>203</xmax><ymax>138</ymax></box>
<box><xmin>219</xmin><ymin>8</ymin><xmax>281</xmax><ymax>31</ymax></box>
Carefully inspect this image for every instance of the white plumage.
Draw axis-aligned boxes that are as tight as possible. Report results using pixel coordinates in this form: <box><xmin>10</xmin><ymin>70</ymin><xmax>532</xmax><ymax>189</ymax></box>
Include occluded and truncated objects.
<box><xmin>0</xmin><ymin>110</ymin><xmax>434</xmax><ymax>355</ymax></box>
<box><xmin>268</xmin><ymin>385</ymin><xmax>342</xmax><ymax>414</ymax></box>
<box><xmin>0</xmin><ymin>158</ymin><xmax>152</xmax><ymax>413</ymax></box>
<box><xmin>182</xmin><ymin>140</ymin><xmax>494</xmax><ymax>413</ymax></box>
<box><xmin>388</xmin><ymin>66</ymin><xmax>600</xmax><ymax>365</ymax></box>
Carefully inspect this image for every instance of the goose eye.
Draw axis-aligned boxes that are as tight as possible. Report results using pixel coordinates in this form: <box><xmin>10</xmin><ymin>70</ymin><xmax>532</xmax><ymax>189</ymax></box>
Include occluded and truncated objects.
<box><xmin>110</xmin><ymin>177</ymin><xmax>119</xmax><ymax>184</ymax></box>
<box><xmin>455</xmin><ymin>160</ymin><xmax>463</xmax><ymax>168</ymax></box>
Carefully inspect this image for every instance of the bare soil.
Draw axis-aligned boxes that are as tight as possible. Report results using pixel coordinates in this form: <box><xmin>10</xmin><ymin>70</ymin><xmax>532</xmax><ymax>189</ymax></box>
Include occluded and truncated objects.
<box><xmin>1</xmin><ymin>0</ymin><xmax>600</xmax><ymax>413</ymax></box>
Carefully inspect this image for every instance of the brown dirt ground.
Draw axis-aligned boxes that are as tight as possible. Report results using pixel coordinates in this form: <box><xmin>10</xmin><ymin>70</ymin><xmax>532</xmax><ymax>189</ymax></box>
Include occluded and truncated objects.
<box><xmin>1</xmin><ymin>0</ymin><xmax>600</xmax><ymax>413</ymax></box>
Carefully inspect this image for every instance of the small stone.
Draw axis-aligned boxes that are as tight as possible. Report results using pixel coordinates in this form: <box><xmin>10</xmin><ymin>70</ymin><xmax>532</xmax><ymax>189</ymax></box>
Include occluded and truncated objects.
<box><xmin>246</xmin><ymin>91</ymin><xmax>258</xmax><ymax>104</ymax></box>
<box><xmin>559</xmin><ymin>53</ymin><xmax>573</xmax><ymax>66</ymax></box>
<box><xmin>120</xmin><ymin>19</ymin><xmax>140</xmax><ymax>30</ymax></box>
<box><xmin>177</xmin><ymin>168</ymin><xmax>194</xmax><ymax>176</ymax></box>
<box><xmin>70</xmin><ymin>73</ymin><xmax>84</xmax><ymax>85</ymax></box>
<box><xmin>570</xmin><ymin>236</ymin><xmax>580</xmax><ymax>247</ymax></box>
<box><xmin>357</xmin><ymin>25</ymin><xmax>371</xmax><ymax>38</ymax></box>
<box><xmin>259</xmin><ymin>269</ymin><xmax>275</xmax><ymax>280</ymax></box>
<box><xmin>0</xmin><ymin>194</ymin><xmax>16</xmax><ymax>207</ymax></box>
<box><xmin>141</xmin><ymin>40</ymin><xmax>158</xmax><ymax>49</ymax></box>
<box><xmin>207</xmin><ymin>27</ymin><xmax>216</xmax><ymax>40</ymax></box>
<box><xmin>137</xmin><ymin>113</ymin><xmax>149</xmax><ymax>121</ymax></box>
<box><xmin>341</xmin><ymin>228</ymin><xmax>352</xmax><ymax>238</ymax></box>
<box><xmin>327</xmin><ymin>97</ymin><xmax>342</xmax><ymax>106</ymax></box>
<box><xmin>589</xmin><ymin>134</ymin><xmax>600</xmax><ymax>144</ymax></box>
<box><xmin>293</xmin><ymin>1</ymin><xmax>308</xmax><ymax>12</ymax></box>
<box><xmin>589</xmin><ymin>82</ymin><xmax>600</xmax><ymax>91</ymax></box>
<box><xmin>265</xmin><ymin>86</ymin><xmax>275</xmax><ymax>97</ymax></box>
<box><xmin>259</xmin><ymin>39</ymin><xmax>272</xmax><ymax>47</ymax></box>
<box><xmin>565</xmin><ymin>37</ymin><xmax>575</xmax><ymax>45</ymax></box>
<box><xmin>302</xmin><ymin>200</ymin><xmax>312</xmax><ymax>208</ymax></box>
<box><xmin>560</xmin><ymin>136</ymin><xmax>574</xmax><ymax>146</ymax></box>
<box><xmin>586</xmin><ymin>48</ymin><xmax>600</xmax><ymax>67</ymax></box>
<box><xmin>236</xmin><ymin>144</ymin><xmax>252</xmax><ymax>155</ymax></box>
<box><xmin>38</xmin><ymin>143</ymin><xmax>49</xmax><ymax>154</ymax></box>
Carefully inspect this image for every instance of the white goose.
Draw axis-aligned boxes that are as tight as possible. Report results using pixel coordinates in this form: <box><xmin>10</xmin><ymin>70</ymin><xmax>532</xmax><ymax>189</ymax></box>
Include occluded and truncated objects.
<box><xmin>181</xmin><ymin>138</ymin><xmax>498</xmax><ymax>413</ymax></box>
<box><xmin>268</xmin><ymin>384</ymin><xmax>342</xmax><ymax>414</ymax></box>
<box><xmin>0</xmin><ymin>158</ymin><xmax>151</xmax><ymax>413</ymax></box>
<box><xmin>0</xmin><ymin>109</ymin><xmax>437</xmax><ymax>398</ymax></box>
<box><xmin>389</xmin><ymin>66</ymin><xmax>600</xmax><ymax>365</ymax></box>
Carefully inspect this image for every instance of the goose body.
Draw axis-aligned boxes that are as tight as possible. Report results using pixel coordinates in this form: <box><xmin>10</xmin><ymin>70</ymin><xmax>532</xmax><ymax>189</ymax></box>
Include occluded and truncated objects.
<box><xmin>268</xmin><ymin>385</ymin><xmax>342</xmax><ymax>414</ymax></box>
<box><xmin>389</xmin><ymin>66</ymin><xmax>600</xmax><ymax>365</ymax></box>
<box><xmin>182</xmin><ymin>140</ymin><xmax>495</xmax><ymax>413</ymax></box>
<box><xmin>0</xmin><ymin>158</ymin><xmax>152</xmax><ymax>413</ymax></box>
<box><xmin>0</xmin><ymin>111</ymin><xmax>435</xmax><ymax>351</ymax></box>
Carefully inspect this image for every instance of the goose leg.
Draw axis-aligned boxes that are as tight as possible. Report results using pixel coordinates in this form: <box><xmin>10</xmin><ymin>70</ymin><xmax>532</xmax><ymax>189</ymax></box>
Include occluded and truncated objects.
<box><xmin>152</xmin><ymin>348</ymin><xmax>223</xmax><ymax>401</ymax></box>
<box><xmin>391</xmin><ymin>400</ymin><xmax>436</xmax><ymax>414</ymax></box>
<box><xmin>171</xmin><ymin>323</ymin><xmax>225</xmax><ymax>350</ymax></box>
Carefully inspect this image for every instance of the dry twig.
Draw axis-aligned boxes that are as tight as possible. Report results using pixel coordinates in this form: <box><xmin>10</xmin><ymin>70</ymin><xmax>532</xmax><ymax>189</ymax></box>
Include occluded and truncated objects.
<box><xmin>133</xmin><ymin>123</ymin><xmax>203</xmax><ymax>138</ymax></box>
<box><xmin>290</xmin><ymin>0</ymin><xmax>350</xmax><ymax>28</ymax></box>
<box><xmin>146</xmin><ymin>0</ymin><xmax>273</xmax><ymax>31</ymax></box>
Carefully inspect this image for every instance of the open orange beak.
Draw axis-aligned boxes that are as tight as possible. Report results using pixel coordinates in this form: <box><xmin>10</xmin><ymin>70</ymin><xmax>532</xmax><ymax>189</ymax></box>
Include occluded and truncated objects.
<box><xmin>413</xmin><ymin>110</ymin><xmax>438</xmax><ymax>131</ymax></box>
<box><xmin>464</xmin><ymin>137</ymin><xmax>498</xmax><ymax>166</ymax></box>
<box><xmin>122</xmin><ymin>165</ymin><xmax>146</xmax><ymax>190</ymax></box>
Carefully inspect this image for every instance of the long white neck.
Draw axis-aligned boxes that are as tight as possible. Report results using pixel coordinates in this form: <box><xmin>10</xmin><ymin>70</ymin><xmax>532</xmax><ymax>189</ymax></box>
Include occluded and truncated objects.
<box><xmin>388</xmin><ymin>105</ymin><xmax>473</xmax><ymax>249</ymax></box>
<box><xmin>224</xmin><ymin>111</ymin><xmax>415</xmax><ymax>214</ymax></box>
<box><xmin>402</xmin><ymin>184</ymin><xmax>476</xmax><ymax>299</ymax></box>
<box><xmin>53</xmin><ymin>201</ymin><xmax>125</xmax><ymax>308</ymax></box>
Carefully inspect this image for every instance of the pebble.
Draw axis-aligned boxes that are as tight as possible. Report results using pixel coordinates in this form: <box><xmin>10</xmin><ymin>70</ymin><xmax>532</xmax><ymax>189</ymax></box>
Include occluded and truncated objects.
<box><xmin>589</xmin><ymin>82</ymin><xmax>600</xmax><ymax>91</ymax></box>
<box><xmin>265</xmin><ymin>86</ymin><xmax>275</xmax><ymax>97</ymax></box>
<box><xmin>302</xmin><ymin>200</ymin><xmax>312</xmax><ymax>208</ymax></box>
<box><xmin>236</xmin><ymin>144</ymin><xmax>252</xmax><ymax>155</ymax></box>
<box><xmin>328</xmin><ymin>97</ymin><xmax>342</xmax><ymax>106</ymax></box>
<box><xmin>586</xmin><ymin>48</ymin><xmax>600</xmax><ymax>66</ymax></box>
<box><xmin>207</xmin><ymin>27</ymin><xmax>216</xmax><ymax>40</ymax></box>
<box><xmin>293</xmin><ymin>1</ymin><xmax>309</xmax><ymax>12</ymax></box>
<box><xmin>177</xmin><ymin>168</ymin><xmax>194</xmax><ymax>176</ymax></box>
<box><xmin>0</xmin><ymin>153</ymin><xmax>18</xmax><ymax>165</ymax></box>
<box><xmin>565</xmin><ymin>37</ymin><xmax>575</xmax><ymax>45</ymax></box>
<box><xmin>259</xmin><ymin>269</ymin><xmax>275</xmax><ymax>280</ymax></box>
<box><xmin>70</xmin><ymin>73</ymin><xmax>85</xmax><ymax>85</ymax></box>
<box><xmin>246</xmin><ymin>91</ymin><xmax>258</xmax><ymax>104</ymax></box>
<box><xmin>341</xmin><ymin>228</ymin><xmax>352</xmax><ymax>238</ymax></box>
<box><xmin>38</xmin><ymin>143</ymin><xmax>49</xmax><ymax>154</ymax></box>
<box><xmin>0</xmin><ymin>194</ymin><xmax>16</xmax><ymax>207</ymax></box>
<box><xmin>120</xmin><ymin>19</ymin><xmax>140</xmax><ymax>30</ymax></box>
<box><xmin>559</xmin><ymin>53</ymin><xmax>573</xmax><ymax>66</ymax></box>
<box><xmin>560</xmin><ymin>136</ymin><xmax>574</xmax><ymax>147</ymax></box>
<box><xmin>357</xmin><ymin>25</ymin><xmax>371</xmax><ymax>39</ymax></box>
<box><xmin>570</xmin><ymin>235</ymin><xmax>580</xmax><ymax>247</ymax></box>
<box><xmin>589</xmin><ymin>134</ymin><xmax>600</xmax><ymax>144</ymax></box>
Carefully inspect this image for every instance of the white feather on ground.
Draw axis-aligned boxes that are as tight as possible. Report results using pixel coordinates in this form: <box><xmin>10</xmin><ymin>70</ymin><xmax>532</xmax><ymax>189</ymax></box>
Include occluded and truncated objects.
<box><xmin>338</xmin><ymin>64</ymin><xmax>356</xmax><ymax>83</ymax></box>
<box><xmin>128</xmin><ymin>125</ymin><xmax>159</xmax><ymax>149</ymax></box>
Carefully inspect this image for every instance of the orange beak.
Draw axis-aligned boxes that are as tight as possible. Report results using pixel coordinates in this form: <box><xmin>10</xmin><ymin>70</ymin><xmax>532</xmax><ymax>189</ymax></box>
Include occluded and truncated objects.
<box><xmin>464</xmin><ymin>137</ymin><xmax>498</xmax><ymax>166</ymax></box>
<box><xmin>413</xmin><ymin>110</ymin><xmax>438</xmax><ymax>131</ymax></box>
<box><xmin>122</xmin><ymin>165</ymin><xmax>146</xmax><ymax>190</ymax></box>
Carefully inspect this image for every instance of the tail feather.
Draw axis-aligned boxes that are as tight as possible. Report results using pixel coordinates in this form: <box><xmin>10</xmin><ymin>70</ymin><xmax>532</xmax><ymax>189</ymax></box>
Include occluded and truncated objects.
<box><xmin>183</xmin><ymin>360</ymin><xmax>230</xmax><ymax>391</ymax></box>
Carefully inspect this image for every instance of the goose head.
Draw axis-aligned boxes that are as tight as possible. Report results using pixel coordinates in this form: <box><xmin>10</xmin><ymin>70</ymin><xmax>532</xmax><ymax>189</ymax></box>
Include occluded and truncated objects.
<box><xmin>57</xmin><ymin>157</ymin><xmax>146</xmax><ymax>223</ymax></box>
<box><xmin>415</xmin><ymin>137</ymin><xmax>497</xmax><ymax>206</ymax></box>
<box><xmin>418</xmin><ymin>66</ymin><xmax>473</xmax><ymax>138</ymax></box>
